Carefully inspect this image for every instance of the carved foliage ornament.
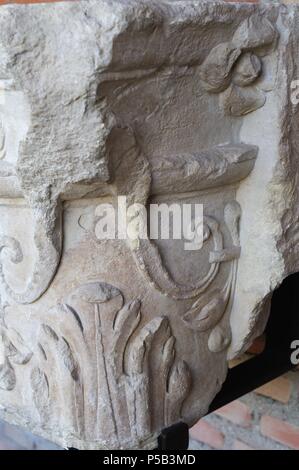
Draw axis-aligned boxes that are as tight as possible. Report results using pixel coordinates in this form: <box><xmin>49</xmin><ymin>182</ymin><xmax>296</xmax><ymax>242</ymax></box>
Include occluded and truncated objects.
<box><xmin>199</xmin><ymin>14</ymin><xmax>278</xmax><ymax>116</ymax></box>
<box><xmin>0</xmin><ymin>302</ymin><xmax>32</xmax><ymax>391</ymax></box>
<box><xmin>28</xmin><ymin>282</ymin><xmax>191</xmax><ymax>448</ymax></box>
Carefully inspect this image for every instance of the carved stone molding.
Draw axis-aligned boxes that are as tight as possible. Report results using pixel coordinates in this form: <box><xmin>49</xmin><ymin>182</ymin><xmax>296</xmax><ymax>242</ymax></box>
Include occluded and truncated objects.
<box><xmin>0</xmin><ymin>0</ymin><xmax>297</xmax><ymax>450</ymax></box>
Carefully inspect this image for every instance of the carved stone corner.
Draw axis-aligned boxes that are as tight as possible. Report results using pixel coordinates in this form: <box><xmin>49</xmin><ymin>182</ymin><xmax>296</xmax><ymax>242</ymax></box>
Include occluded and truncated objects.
<box><xmin>0</xmin><ymin>0</ymin><xmax>298</xmax><ymax>450</ymax></box>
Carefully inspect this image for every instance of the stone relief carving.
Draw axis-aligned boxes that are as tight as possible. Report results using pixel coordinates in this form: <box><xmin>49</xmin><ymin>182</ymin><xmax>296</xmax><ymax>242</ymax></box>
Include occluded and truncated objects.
<box><xmin>0</xmin><ymin>300</ymin><xmax>33</xmax><ymax>391</ymax></box>
<box><xmin>0</xmin><ymin>204</ymin><xmax>62</xmax><ymax>305</ymax></box>
<box><xmin>109</xmin><ymin>130</ymin><xmax>254</xmax><ymax>357</ymax></box>
<box><xmin>30</xmin><ymin>282</ymin><xmax>191</xmax><ymax>449</ymax></box>
<box><xmin>0</xmin><ymin>7</ymin><xmax>277</xmax><ymax>308</ymax></box>
<box><xmin>0</xmin><ymin>74</ymin><xmax>63</xmax><ymax>305</ymax></box>
<box><xmin>104</xmin><ymin>11</ymin><xmax>277</xmax><ymax>362</ymax></box>
<box><xmin>182</xmin><ymin>201</ymin><xmax>241</xmax><ymax>354</ymax></box>
<box><xmin>199</xmin><ymin>14</ymin><xmax>278</xmax><ymax>116</ymax></box>
<box><xmin>0</xmin><ymin>0</ymin><xmax>296</xmax><ymax>451</ymax></box>
<box><xmin>0</xmin><ymin>119</ymin><xmax>6</xmax><ymax>161</ymax></box>
<box><xmin>132</xmin><ymin>150</ymin><xmax>251</xmax><ymax>300</ymax></box>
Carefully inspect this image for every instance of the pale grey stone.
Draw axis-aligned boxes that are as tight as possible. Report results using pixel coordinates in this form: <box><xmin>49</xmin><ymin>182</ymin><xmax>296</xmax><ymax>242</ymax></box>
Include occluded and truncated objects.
<box><xmin>0</xmin><ymin>0</ymin><xmax>297</xmax><ymax>451</ymax></box>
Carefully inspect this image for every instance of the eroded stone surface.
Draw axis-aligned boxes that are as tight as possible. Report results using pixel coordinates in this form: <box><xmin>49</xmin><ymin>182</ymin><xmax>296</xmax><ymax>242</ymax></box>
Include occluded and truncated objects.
<box><xmin>0</xmin><ymin>0</ymin><xmax>297</xmax><ymax>450</ymax></box>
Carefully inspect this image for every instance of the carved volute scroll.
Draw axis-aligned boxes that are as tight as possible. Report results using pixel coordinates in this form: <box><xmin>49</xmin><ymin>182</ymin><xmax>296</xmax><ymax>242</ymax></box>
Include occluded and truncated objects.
<box><xmin>0</xmin><ymin>201</ymin><xmax>62</xmax><ymax>304</ymax></box>
<box><xmin>0</xmin><ymin>76</ymin><xmax>63</xmax><ymax>304</ymax></box>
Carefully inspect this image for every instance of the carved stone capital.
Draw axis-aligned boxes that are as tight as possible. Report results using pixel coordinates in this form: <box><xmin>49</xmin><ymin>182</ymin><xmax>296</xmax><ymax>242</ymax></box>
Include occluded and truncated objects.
<box><xmin>0</xmin><ymin>0</ymin><xmax>297</xmax><ymax>450</ymax></box>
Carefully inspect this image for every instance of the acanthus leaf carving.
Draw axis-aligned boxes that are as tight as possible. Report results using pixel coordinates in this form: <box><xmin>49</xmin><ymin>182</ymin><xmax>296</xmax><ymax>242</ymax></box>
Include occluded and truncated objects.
<box><xmin>42</xmin><ymin>324</ymin><xmax>79</xmax><ymax>382</ymax></box>
<box><xmin>30</xmin><ymin>367</ymin><xmax>50</xmax><ymax>421</ymax></box>
<box><xmin>165</xmin><ymin>360</ymin><xmax>192</xmax><ymax>427</ymax></box>
<box><xmin>0</xmin><ymin>300</ymin><xmax>33</xmax><ymax>391</ymax></box>
<box><xmin>183</xmin><ymin>288</ymin><xmax>229</xmax><ymax>333</ymax></box>
<box><xmin>31</xmin><ymin>282</ymin><xmax>192</xmax><ymax>449</ymax></box>
<box><xmin>0</xmin><ymin>357</ymin><xmax>15</xmax><ymax>391</ymax></box>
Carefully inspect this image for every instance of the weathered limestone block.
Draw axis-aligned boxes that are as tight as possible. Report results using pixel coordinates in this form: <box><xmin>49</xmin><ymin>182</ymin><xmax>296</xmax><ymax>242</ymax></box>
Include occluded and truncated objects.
<box><xmin>0</xmin><ymin>0</ymin><xmax>298</xmax><ymax>450</ymax></box>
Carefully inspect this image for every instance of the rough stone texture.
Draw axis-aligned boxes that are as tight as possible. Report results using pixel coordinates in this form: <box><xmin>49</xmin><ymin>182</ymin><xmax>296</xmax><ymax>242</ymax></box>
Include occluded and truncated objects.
<box><xmin>0</xmin><ymin>0</ymin><xmax>298</xmax><ymax>450</ymax></box>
